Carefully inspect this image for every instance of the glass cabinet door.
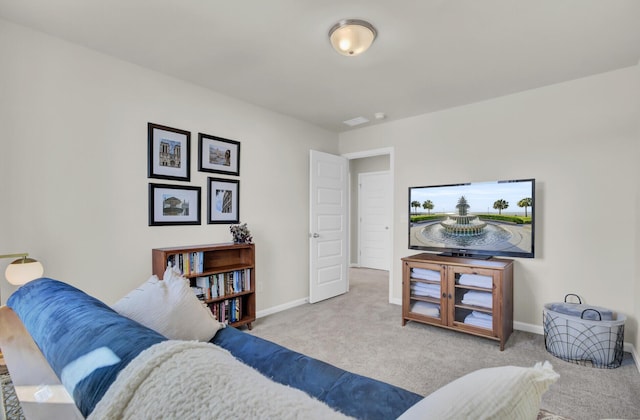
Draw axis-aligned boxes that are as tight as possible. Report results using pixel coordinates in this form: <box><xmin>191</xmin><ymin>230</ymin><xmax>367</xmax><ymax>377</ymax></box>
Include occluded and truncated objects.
<box><xmin>404</xmin><ymin>262</ymin><xmax>446</xmax><ymax>325</ymax></box>
<box><xmin>448</xmin><ymin>266</ymin><xmax>496</xmax><ymax>334</ymax></box>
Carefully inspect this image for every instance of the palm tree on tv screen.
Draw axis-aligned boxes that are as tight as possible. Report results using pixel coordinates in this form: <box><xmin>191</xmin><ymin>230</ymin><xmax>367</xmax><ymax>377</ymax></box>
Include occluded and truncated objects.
<box><xmin>422</xmin><ymin>200</ymin><xmax>434</xmax><ymax>215</ymax></box>
<box><xmin>517</xmin><ymin>197</ymin><xmax>532</xmax><ymax>217</ymax></box>
<box><xmin>411</xmin><ymin>200</ymin><xmax>421</xmax><ymax>215</ymax></box>
<box><xmin>493</xmin><ymin>199</ymin><xmax>509</xmax><ymax>215</ymax></box>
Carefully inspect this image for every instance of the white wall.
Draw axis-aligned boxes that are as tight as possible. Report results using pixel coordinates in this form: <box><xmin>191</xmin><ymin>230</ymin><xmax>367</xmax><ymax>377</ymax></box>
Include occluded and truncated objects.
<box><xmin>339</xmin><ymin>67</ymin><xmax>640</xmax><ymax>345</ymax></box>
<box><xmin>0</xmin><ymin>18</ymin><xmax>339</xmax><ymax>309</ymax></box>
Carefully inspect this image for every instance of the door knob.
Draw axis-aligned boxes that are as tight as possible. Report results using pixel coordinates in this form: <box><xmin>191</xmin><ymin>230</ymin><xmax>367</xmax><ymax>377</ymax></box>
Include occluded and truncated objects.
<box><xmin>312</xmin><ymin>233</ymin><xmax>320</xmax><ymax>238</ymax></box>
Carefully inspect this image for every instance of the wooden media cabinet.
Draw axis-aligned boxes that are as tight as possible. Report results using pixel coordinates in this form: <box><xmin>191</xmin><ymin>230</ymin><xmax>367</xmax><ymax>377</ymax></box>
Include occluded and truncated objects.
<box><xmin>402</xmin><ymin>253</ymin><xmax>513</xmax><ymax>350</ymax></box>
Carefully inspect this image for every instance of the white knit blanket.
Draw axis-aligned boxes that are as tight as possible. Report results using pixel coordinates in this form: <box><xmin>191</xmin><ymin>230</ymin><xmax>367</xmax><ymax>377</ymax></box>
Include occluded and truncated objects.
<box><xmin>88</xmin><ymin>340</ymin><xmax>352</xmax><ymax>420</ymax></box>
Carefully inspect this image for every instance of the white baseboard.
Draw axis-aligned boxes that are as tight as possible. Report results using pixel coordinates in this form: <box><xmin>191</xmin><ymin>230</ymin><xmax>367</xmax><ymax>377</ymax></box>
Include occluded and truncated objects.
<box><xmin>514</xmin><ymin>320</ymin><xmax>544</xmax><ymax>335</ymax></box>
<box><xmin>256</xmin><ymin>297</ymin><xmax>307</xmax><ymax>319</ymax></box>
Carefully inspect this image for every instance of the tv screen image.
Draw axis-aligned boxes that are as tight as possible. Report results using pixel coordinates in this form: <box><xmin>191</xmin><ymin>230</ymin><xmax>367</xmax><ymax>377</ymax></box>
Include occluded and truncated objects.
<box><xmin>408</xmin><ymin>179</ymin><xmax>535</xmax><ymax>258</ymax></box>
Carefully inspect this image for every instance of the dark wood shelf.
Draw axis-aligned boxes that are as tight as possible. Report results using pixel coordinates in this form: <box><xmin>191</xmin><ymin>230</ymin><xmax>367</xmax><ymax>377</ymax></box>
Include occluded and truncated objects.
<box><xmin>153</xmin><ymin>243</ymin><xmax>256</xmax><ymax>330</ymax></box>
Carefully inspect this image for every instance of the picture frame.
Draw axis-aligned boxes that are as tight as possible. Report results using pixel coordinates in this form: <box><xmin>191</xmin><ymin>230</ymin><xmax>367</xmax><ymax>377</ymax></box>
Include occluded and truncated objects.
<box><xmin>207</xmin><ymin>177</ymin><xmax>239</xmax><ymax>224</ymax></box>
<box><xmin>198</xmin><ymin>133</ymin><xmax>240</xmax><ymax>176</ymax></box>
<box><xmin>149</xmin><ymin>183</ymin><xmax>201</xmax><ymax>226</ymax></box>
<box><xmin>148</xmin><ymin>123</ymin><xmax>191</xmax><ymax>181</ymax></box>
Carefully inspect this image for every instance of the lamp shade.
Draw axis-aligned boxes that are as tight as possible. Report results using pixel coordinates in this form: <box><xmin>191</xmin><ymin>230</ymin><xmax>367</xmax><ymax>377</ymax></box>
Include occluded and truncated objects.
<box><xmin>5</xmin><ymin>257</ymin><xmax>44</xmax><ymax>285</ymax></box>
<box><xmin>329</xmin><ymin>19</ymin><xmax>377</xmax><ymax>56</ymax></box>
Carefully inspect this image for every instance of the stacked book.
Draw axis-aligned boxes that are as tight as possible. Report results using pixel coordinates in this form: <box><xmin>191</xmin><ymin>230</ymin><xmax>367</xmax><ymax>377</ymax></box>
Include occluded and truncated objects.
<box><xmin>190</xmin><ymin>268</ymin><xmax>252</xmax><ymax>301</ymax></box>
<box><xmin>210</xmin><ymin>298</ymin><xmax>243</xmax><ymax>324</ymax></box>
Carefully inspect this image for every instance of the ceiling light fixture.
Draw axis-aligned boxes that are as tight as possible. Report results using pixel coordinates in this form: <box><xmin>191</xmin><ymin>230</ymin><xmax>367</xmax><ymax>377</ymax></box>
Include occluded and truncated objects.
<box><xmin>329</xmin><ymin>19</ymin><xmax>377</xmax><ymax>56</ymax></box>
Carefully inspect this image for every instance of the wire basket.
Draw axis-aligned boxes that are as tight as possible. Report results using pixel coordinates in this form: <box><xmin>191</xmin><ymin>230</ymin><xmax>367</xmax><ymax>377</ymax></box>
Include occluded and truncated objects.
<box><xmin>543</xmin><ymin>294</ymin><xmax>625</xmax><ymax>369</ymax></box>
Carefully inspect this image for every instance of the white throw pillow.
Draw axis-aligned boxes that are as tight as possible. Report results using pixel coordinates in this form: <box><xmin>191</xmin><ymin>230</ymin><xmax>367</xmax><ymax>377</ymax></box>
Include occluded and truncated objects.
<box><xmin>112</xmin><ymin>265</ymin><xmax>224</xmax><ymax>341</ymax></box>
<box><xmin>398</xmin><ymin>361</ymin><xmax>559</xmax><ymax>420</ymax></box>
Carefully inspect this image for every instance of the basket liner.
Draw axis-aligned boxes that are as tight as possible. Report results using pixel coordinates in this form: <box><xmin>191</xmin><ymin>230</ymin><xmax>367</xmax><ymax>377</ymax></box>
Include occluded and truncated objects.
<box><xmin>546</xmin><ymin>302</ymin><xmax>614</xmax><ymax>321</ymax></box>
<box><xmin>543</xmin><ymin>304</ymin><xmax>625</xmax><ymax>369</ymax></box>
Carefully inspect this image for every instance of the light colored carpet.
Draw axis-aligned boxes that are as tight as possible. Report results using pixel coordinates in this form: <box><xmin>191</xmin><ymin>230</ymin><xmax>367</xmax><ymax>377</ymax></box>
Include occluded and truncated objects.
<box><xmin>248</xmin><ymin>268</ymin><xmax>640</xmax><ymax>420</ymax></box>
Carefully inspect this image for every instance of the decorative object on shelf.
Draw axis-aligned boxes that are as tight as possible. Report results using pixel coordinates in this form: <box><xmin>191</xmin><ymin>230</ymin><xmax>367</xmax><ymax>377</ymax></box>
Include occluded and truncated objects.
<box><xmin>148</xmin><ymin>122</ymin><xmax>191</xmax><ymax>181</ymax></box>
<box><xmin>198</xmin><ymin>133</ymin><xmax>240</xmax><ymax>176</ymax></box>
<box><xmin>0</xmin><ymin>253</ymin><xmax>44</xmax><ymax>285</ymax></box>
<box><xmin>148</xmin><ymin>183</ymin><xmax>201</xmax><ymax>226</ymax></box>
<box><xmin>207</xmin><ymin>177</ymin><xmax>239</xmax><ymax>224</ymax></box>
<box><xmin>329</xmin><ymin>19</ymin><xmax>377</xmax><ymax>56</ymax></box>
<box><xmin>230</xmin><ymin>223</ymin><xmax>252</xmax><ymax>244</ymax></box>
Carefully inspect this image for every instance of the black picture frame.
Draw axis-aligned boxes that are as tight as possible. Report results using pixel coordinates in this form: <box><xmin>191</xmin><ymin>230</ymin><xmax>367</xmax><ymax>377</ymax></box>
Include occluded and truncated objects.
<box><xmin>207</xmin><ymin>177</ymin><xmax>239</xmax><ymax>224</ymax></box>
<box><xmin>149</xmin><ymin>183</ymin><xmax>201</xmax><ymax>226</ymax></box>
<box><xmin>198</xmin><ymin>133</ymin><xmax>240</xmax><ymax>176</ymax></box>
<box><xmin>148</xmin><ymin>123</ymin><xmax>191</xmax><ymax>181</ymax></box>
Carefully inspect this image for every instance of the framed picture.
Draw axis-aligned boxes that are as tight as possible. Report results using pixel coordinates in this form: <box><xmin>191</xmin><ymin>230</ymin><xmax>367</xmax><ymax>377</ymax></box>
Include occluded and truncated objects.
<box><xmin>149</xmin><ymin>183</ymin><xmax>201</xmax><ymax>226</ymax></box>
<box><xmin>198</xmin><ymin>133</ymin><xmax>240</xmax><ymax>176</ymax></box>
<box><xmin>148</xmin><ymin>123</ymin><xmax>191</xmax><ymax>181</ymax></box>
<box><xmin>208</xmin><ymin>177</ymin><xmax>239</xmax><ymax>224</ymax></box>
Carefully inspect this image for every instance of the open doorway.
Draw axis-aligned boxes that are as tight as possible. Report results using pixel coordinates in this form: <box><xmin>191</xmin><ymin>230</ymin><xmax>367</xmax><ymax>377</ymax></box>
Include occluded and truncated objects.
<box><xmin>343</xmin><ymin>148</ymin><xmax>394</xmax><ymax>303</ymax></box>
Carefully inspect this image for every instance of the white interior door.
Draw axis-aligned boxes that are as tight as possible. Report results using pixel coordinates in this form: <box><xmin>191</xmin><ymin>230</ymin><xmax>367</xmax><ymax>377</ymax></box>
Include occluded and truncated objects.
<box><xmin>358</xmin><ymin>171</ymin><xmax>391</xmax><ymax>270</ymax></box>
<box><xmin>309</xmin><ymin>150</ymin><xmax>348</xmax><ymax>303</ymax></box>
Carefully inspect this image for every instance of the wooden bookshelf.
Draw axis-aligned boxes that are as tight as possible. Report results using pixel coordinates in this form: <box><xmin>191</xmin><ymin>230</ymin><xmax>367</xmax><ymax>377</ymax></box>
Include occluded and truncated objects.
<box><xmin>152</xmin><ymin>242</ymin><xmax>255</xmax><ymax>329</ymax></box>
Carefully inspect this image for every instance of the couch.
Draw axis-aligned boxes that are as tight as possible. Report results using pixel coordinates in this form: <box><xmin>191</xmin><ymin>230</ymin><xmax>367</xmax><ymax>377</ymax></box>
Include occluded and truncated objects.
<box><xmin>4</xmin><ymin>275</ymin><xmax>560</xmax><ymax>419</ymax></box>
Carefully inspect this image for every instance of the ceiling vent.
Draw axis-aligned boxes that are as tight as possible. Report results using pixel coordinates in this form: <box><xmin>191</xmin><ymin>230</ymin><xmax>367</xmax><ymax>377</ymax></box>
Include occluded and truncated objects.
<box><xmin>342</xmin><ymin>116</ymin><xmax>369</xmax><ymax>127</ymax></box>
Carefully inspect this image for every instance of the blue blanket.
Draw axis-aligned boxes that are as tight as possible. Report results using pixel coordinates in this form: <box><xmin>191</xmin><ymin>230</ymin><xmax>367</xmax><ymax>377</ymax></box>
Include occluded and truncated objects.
<box><xmin>7</xmin><ymin>278</ymin><xmax>167</xmax><ymax>417</ymax></box>
<box><xmin>212</xmin><ymin>327</ymin><xmax>423</xmax><ymax>419</ymax></box>
<box><xmin>9</xmin><ymin>278</ymin><xmax>423</xmax><ymax>419</ymax></box>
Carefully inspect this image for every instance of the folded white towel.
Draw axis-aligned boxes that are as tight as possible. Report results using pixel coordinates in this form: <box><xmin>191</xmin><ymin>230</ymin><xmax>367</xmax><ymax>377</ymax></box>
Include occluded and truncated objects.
<box><xmin>410</xmin><ymin>301</ymin><xmax>440</xmax><ymax>318</ymax></box>
<box><xmin>458</xmin><ymin>273</ymin><xmax>492</xmax><ymax>288</ymax></box>
<box><xmin>461</xmin><ymin>291</ymin><xmax>493</xmax><ymax>308</ymax></box>
<box><xmin>464</xmin><ymin>311</ymin><xmax>493</xmax><ymax>329</ymax></box>
<box><xmin>411</xmin><ymin>268</ymin><xmax>440</xmax><ymax>281</ymax></box>
<box><xmin>464</xmin><ymin>318</ymin><xmax>492</xmax><ymax>329</ymax></box>
<box><xmin>411</xmin><ymin>283</ymin><xmax>440</xmax><ymax>291</ymax></box>
<box><xmin>470</xmin><ymin>310</ymin><xmax>492</xmax><ymax>321</ymax></box>
<box><xmin>411</xmin><ymin>283</ymin><xmax>441</xmax><ymax>298</ymax></box>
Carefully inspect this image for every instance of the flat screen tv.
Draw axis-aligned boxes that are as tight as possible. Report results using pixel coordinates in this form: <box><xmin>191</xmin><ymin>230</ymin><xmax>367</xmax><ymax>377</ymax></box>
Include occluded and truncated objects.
<box><xmin>408</xmin><ymin>179</ymin><xmax>535</xmax><ymax>259</ymax></box>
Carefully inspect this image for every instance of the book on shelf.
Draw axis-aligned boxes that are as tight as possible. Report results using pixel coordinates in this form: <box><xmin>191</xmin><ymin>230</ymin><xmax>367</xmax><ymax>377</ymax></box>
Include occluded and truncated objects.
<box><xmin>195</xmin><ymin>277</ymin><xmax>211</xmax><ymax>300</ymax></box>
<box><xmin>168</xmin><ymin>251</ymin><xmax>206</xmax><ymax>276</ymax></box>
<box><xmin>244</xmin><ymin>268</ymin><xmax>251</xmax><ymax>291</ymax></box>
<box><xmin>188</xmin><ymin>268</ymin><xmax>252</xmax><ymax>304</ymax></box>
<box><xmin>208</xmin><ymin>297</ymin><xmax>243</xmax><ymax>324</ymax></box>
<box><xmin>210</xmin><ymin>269</ymin><xmax>251</xmax><ymax>297</ymax></box>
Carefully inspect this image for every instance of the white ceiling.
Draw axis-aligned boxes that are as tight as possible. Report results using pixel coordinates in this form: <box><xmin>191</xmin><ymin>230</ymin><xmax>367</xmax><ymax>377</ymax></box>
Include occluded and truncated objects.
<box><xmin>1</xmin><ymin>0</ymin><xmax>639</xmax><ymax>132</ymax></box>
